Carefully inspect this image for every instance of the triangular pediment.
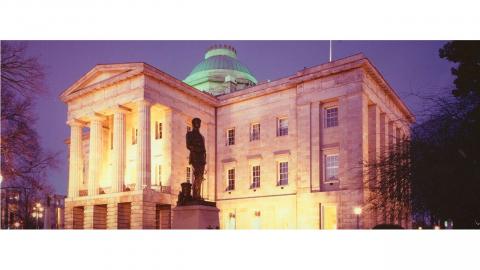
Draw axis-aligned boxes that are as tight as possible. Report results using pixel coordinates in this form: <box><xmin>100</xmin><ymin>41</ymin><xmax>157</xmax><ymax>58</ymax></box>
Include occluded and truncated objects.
<box><xmin>76</xmin><ymin>70</ymin><xmax>126</xmax><ymax>90</ymax></box>
<box><xmin>60</xmin><ymin>63</ymin><xmax>145</xmax><ymax>102</ymax></box>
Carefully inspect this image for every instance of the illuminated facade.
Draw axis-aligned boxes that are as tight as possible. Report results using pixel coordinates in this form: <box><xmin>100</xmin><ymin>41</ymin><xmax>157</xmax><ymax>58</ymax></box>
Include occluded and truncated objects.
<box><xmin>61</xmin><ymin>46</ymin><xmax>413</xmax><ymax>229</ymax></box>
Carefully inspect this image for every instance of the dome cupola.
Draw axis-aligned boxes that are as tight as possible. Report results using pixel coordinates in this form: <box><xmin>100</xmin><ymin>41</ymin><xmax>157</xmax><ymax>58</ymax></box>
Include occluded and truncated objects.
<box><xmin>184</xmin><ymin>44</ymin><xmax>257</xmax><ymax>96</ymax></box>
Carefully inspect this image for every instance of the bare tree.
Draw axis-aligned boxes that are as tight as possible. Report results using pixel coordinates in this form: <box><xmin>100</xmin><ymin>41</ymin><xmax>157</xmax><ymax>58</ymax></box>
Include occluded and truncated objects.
<box><xmin>1</xmin><ymin>41</ymin><xmax>58</xmax><ymax>228</ymax></box>
<box><xmin>364</xmin><ymin>134</ymin><xmax>412</xmax><ymax>227</ymax></box>
<box><xmin>1</xmin><ymin>42</ymin><xmax>45</xmax><ymax>97</ymax></box>
<box><xmin>364</xmin><ymin>92</ymin><xmax>480</xmax><ymax>229</ymax></box>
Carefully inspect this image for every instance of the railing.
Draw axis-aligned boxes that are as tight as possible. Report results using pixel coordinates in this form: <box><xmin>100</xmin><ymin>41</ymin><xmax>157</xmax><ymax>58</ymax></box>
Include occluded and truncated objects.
<box><xmin>124</xmin><ymin>183</ymin><xmax>136</xmax><ymax>191</ymax></box>
<box><xmin>76</xmin><ymin>183</ymin><xmax>173</xmax><ymax>196</ymax></box>
<box><xmin>159</xmin><ymin>185</ymin><xmax>171</xmax><ymax>194</ymax></box>
<box><xmin>151</xmin><ymin>185</ymin><xmax>171</xmax><ymax>194</ymax></box>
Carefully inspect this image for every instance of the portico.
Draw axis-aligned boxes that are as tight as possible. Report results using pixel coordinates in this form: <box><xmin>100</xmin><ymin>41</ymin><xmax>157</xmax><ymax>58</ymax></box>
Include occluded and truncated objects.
<box><xmin>61</xmin><ymin>63</ymin><xmax>217</xmax><ymax>229</ymax></box>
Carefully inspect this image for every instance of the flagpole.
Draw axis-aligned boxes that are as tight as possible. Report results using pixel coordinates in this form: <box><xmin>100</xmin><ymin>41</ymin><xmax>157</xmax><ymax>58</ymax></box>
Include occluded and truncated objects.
<box><xmin>329</xmin><ymin>40</ymin><xmax>332</xmax><ymax>62</ymax></box>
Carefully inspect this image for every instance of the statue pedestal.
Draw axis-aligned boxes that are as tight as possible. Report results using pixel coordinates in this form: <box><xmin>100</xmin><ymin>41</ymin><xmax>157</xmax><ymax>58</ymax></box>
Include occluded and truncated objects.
<box><xmin>172</xmin><ymin>205</ymin><xmax>220</xmax><ymax>229</ymax></box>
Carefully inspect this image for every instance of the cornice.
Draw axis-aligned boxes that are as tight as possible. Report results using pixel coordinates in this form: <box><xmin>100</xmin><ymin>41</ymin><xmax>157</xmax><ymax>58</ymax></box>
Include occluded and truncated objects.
<box><xmin>216</xmin><ymin>54</ymin><xmax>415</xmax><ymax>123</ymax></box>
<box><xmin>59</xmin><ymin>55</ymin><xmax>414</xmax><ymax>123</ymax></box>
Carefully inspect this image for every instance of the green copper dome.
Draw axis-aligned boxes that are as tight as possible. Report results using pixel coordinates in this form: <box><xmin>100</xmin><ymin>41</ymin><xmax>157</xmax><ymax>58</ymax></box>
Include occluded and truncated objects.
<box><xmin>184</xmin><ymin>45</ymin><xmax>257</xmax><ymax>96</ymax></box>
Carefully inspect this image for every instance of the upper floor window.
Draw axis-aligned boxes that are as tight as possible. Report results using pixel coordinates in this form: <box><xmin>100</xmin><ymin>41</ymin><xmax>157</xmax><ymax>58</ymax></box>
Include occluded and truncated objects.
<box><xmin>277</xmin><ymin>117</ymin><xmax>288</xmax><ymax>136</ymax></box>
<box><xmin>325</xmin><ymin>154</ymin><xmax>339</xmax><ymax>182</ymax></box>
<box><xmin>250</xmin><ymin>123</ymin><xmax>260</xmax><ymax>141</ymax></box>
<box><xmin>155</xmin><ymin>122</ymin><xmax>163</xmax><ymax>140</ymax></box>
<box><xmin>186</xmin><ymin>166</ymin><xmax>192</xmax><ymax>183</ymax></box>
<box><xmin>251</xmin><ymin>165</ymin><xmax>261</xmax><ymax>189</ymax></box>
<box><xmin>325</xmin><ymin>107</ymin><xmax>339</xmax><ymax>128</ymax></box>
<box><xmin>227</xmin><ymin>168</ymin><xmax>235</xmax><ymax>191</ymax></box>
<box><xmin>227</xmin><ymin>128</ymin><xmax>235</xmax><ymax>146</ymax></box>
<box><xmin>132</xmin><ymin>128</ymin><xmax>138</xmax><ymax>145</ymax></box>
<box><xmin>278</xmin><ymin>161</ymin><xmax>288</xmax><ymax>186</ymax></box>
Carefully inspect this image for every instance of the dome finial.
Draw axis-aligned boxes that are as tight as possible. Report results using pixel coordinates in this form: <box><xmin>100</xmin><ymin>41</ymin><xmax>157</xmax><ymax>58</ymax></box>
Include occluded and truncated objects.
<box><xmin>205</xmin><ymin>44</ymin><xmax>237</xmax><ymax>59</ymax></box>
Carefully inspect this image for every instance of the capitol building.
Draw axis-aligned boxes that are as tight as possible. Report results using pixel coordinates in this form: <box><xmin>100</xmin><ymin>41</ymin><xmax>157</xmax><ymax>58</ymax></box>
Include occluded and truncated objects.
<box><xmin>61</xmin><ymin>44</ymin><xmax>414</xmax><ymax>229</ymax></box>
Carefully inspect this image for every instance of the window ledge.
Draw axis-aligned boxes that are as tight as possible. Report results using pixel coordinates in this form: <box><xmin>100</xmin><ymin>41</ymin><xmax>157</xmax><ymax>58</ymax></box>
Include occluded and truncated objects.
<box><xmin>324</xmin><ymin>180</ymin><xmax>339</xmax><ymax>185</ymax></box>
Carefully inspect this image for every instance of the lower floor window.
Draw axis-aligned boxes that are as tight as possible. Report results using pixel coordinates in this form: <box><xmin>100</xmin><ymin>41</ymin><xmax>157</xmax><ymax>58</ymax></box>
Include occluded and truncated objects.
<box><xmin>154</xmin><ymin>164</ymin><xmax>162</xmax><ymax>186</ymax></box>
<box><xmin>321</xmin><ymin>204</ymin><xmax>338</xmax><ymax>230</ymax></box>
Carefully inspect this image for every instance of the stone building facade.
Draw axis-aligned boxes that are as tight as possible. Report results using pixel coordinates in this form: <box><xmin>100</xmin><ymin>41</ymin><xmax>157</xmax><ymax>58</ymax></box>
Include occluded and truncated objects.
<box><xmin>61</xmin><ymin>46</ymin><xmax>414</xmax><ymax>229</ymax></box>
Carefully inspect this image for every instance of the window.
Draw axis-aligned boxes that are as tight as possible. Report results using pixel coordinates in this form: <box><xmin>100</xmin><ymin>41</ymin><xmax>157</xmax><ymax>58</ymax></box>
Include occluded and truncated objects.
<box><xmin>278</xmin><ymin>162</ymin><xmax>288</xmax><ymax>185</ymax></box>
<box><xmin>227</xmin><ymin>212</ymin><xmax>236</xmax><ymax>229</ymax></box>
<box><xmin>325</xmin><ymin>107</ymin><xmax>339</xmax><ymax>128</ymax></box>
<box><xmin>155</xmin><ymin>122</ymin><xmax>163</xmax><ymax>140</ymax></box>
<box><xmin>252</xmin><ymin>211</ymin><xmax>261</xmax><ymax>229</ymax></box>
<box><xmin>154</xmin><ymin>164</ymin><xmax>162</xmax><ymax>186</ymax></box>
<box><xmin>250</xmin><ymin>123</ymin><xmax>260</xmax><ymax>141</ymax></box>
<box><xmin>277</xmin><ymin>117</ymin><xmax>288</xmax><ymax>136</ymax></box>
<box><xmin>186</xmin><ymin>167</ymin><xmax>192</xmax><ymax>183</ymax></box>
<box><xmin>227</xmin><ymin>128</ymin><xmax>235</xmax><ymax>146</ymax></box>
<box><xmin>251</xmin><ymin>165</ymin><xmax>260</xmax><ymax>188</ymax></box>
<box><xmin>325</xmin><ymin>154</ymin><xmax>339</xmax><ymax>181</ymax></box>
<box><xmin>110</xmin><ymin>128</ymin><xmax>113</xmax><ymax>150</ymax></box>
<box><xmin>227</xmin><ymin>168</ymin><xmax>235</xmax><ymax>191</ymax></box>
<box><xmin>132</xmin><ymin>128</ymin><xmax>138</xmax><ymax>145</ymax></box>
<box><xmin>321</xmin><ymin>204</ymin><xmax>338</xmax><ymax>230</ymax></box>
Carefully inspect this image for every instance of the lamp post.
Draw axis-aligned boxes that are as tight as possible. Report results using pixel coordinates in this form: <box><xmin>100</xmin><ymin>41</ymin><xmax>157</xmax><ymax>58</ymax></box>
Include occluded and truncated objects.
<box><xmin>354</xmin><ymin>207</ymin><xmax>362</xmax><ymax>229</ymax></box>
<box><xmin>32</xmin><ymin>202</ymin><xmax>44</xmax><ymax>229</ymax></box>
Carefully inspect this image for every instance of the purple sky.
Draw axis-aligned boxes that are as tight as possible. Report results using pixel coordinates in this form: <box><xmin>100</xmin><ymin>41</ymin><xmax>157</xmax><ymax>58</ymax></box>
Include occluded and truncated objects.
<box><xmin>21</xmin><ymin>41</ymin><xmax>455</xmax><ymax>195</ymax></box>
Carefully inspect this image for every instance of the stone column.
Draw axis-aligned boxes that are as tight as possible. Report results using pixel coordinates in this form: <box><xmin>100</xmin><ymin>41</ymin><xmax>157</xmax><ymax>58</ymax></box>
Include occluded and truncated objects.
<box><xmin>311</xmin><ymin>101</ymin><xmax>321</xmax><ymax>191</ymax></box>
<box><xmin>163</xmin><ymin>109</ymin><xmax>173</xmax><ymax>187</ymax></box>
<box><xmin>112</xmin><ymin>106</ymin><xmax>128</xmax><ymax>193</ymax></box>
<box><xmin>136</xmin><ymin>100</ymin><xmax>151</xmax><ymax>190</ymax></box>
<box><xmin>367</xmin><ymin>104</ymin><xmax>381</xmax><ymax>228</ymax></box>
<box><xmin>67</xmin><ymin>119</ymin><xmax>84</xmax><ymax>198</ymax></box>
<box><xmin>88</xmin><ymin>114</ymin><xmax>104</xmax><ymax>196</ymax></box>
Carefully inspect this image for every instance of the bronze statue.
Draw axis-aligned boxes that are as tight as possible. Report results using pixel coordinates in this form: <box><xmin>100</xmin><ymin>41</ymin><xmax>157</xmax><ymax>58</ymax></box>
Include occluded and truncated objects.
<box><xmin>186</xmin><ymin>117</ymin><xmax>206</xmax><ymax>200</ymax></box>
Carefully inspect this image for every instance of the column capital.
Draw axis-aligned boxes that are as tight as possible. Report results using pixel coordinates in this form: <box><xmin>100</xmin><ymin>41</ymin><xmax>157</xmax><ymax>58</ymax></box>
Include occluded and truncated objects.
<box><xmin>136</xmin><ymin>99</ymin><xmax>152</xmax><ymax>108</ymax></box>
<box><xmin>67</xmin><ymin>119</ymin><xmax>87</xmax><ymax>127</ymax></box>
<box><xmin>112</xmin><ymin>104</ymin><xmax>131</xmax><ymax>114</ymax></box>
<box><xmin>88</xmin><ymin>112</ymin><xmax>107</xmax><ymax>122</ymax></box>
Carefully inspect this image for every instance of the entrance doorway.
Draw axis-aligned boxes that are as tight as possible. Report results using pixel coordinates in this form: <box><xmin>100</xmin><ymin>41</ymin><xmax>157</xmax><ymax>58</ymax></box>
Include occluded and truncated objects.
<box><xmin>155</xmin><ymin>204</ymin><xmax>171</xmax><ymax>229</ymax></box>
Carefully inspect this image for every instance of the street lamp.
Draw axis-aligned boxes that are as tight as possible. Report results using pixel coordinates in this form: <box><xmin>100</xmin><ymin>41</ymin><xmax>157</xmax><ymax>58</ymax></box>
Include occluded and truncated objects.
<box><xmin>32</xmin><ymin>203</ymin><xmax>44</xmax><ymax>229</ymax></box>
<box><xmin>354</xmin><ymin>207</ymin><xmax>362</xmax><ymax>229</ymax></box>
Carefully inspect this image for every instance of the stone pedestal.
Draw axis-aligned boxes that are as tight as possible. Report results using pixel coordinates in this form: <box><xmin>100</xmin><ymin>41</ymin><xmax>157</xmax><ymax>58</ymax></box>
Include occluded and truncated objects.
<box><xmin>172</xmin><ymin>205</ymin><xmax>220</xmax><ymax>229</ymax></box>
